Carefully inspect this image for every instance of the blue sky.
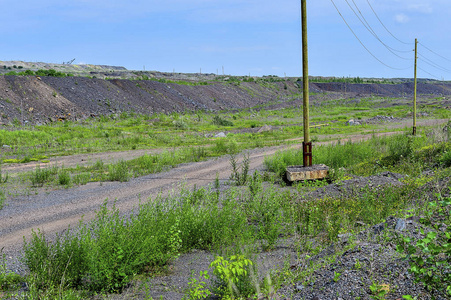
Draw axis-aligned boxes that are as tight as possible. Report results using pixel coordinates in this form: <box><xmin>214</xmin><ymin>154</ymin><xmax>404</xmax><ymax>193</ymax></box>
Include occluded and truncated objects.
<box><xmin>2</xmin><ymin>0</ymin><xmax>451</xmax><ymax>79</ymax></box>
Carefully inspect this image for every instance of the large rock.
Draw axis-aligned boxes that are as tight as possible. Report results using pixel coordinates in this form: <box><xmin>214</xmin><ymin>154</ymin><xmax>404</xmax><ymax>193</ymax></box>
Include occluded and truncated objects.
<box><xmin>214</xmin><ymin>132</ymin><xmax>227</xmax><ymax>138</ymax></box>
<box><xmin>258</xmin><ymin>124</ymin><xmax>273</xmax><ymax>133</ymax></box>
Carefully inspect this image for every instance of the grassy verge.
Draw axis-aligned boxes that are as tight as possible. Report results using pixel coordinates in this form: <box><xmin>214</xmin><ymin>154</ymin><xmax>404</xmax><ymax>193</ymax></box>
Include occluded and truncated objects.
<box><xmin>265</xmin><ymin>127</ymin><xmax>451</xmax><ymax>179</ymax></box>
<box><xmin>0</xmin><ymin>130</ymin><xmax>445</xmax><ymax>298</ymax></box>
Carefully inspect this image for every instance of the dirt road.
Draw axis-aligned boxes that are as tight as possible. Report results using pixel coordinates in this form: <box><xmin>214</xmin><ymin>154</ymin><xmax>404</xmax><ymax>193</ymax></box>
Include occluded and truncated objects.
<box><xmin>0</xmin><ymin>119</ymin><xmax>447</xmax><ymax>272</ymax></box>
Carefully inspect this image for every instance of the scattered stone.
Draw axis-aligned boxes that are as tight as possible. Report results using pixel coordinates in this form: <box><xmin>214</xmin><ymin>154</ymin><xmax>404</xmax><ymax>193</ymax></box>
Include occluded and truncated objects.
<box><xmin>372</xmin><ymin>223</ymin><xmax>385</xmax><ymax>234</ymax></box>
<box><xmin>395</xmin><ymin>218</ymin><xmax>407</xmax><ymax>231</ymax></box>
<box><xmin>295</xmin><ymin>284</ymin><xmax>304</xmax><ymax>291</ymax></box>
<box><xmin>379</xmin><ymin>171</ymin><xmax>405</xmax><ymax>180</ymax></box>
<box><xmin>214</xmin><ymin>132</ymin><xmax>226</xmax><ymax>138</ymax></box>
<box><xmin>346</xmin><ymin>119</ymin><xmax>361</xmax><ymax>126</ymax></box>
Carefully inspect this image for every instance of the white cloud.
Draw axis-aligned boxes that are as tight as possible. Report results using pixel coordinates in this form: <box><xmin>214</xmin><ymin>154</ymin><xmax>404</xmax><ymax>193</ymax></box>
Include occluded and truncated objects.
<box><xmin>394</xmin><ymin>13</ymin><xmax>410</xmax><ymax>23</ymax></box>
<box><xmin>408</xmin><ymin>4</ymin><xmax>433</xmax><ymax>13</ymax></box>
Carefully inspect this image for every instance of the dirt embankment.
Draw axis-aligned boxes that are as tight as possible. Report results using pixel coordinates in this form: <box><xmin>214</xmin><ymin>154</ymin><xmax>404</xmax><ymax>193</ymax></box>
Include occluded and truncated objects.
<box><xmin>1</xmin><ymin>75</ymin><xmax>451</xmax><ymax>125</ymax></box>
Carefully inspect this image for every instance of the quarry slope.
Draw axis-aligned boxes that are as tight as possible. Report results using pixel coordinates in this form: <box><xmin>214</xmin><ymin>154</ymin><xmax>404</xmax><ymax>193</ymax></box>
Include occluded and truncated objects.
<box><xmin>1</xmin><ymin>75</ymin><xmax>451</xmax><ymax>125</ymax></box>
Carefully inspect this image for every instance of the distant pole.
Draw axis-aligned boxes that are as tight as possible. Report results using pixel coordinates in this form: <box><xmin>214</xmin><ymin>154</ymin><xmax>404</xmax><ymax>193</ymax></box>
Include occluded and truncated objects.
<box><xmin>222</xmin><ymin>66</ymin><xmax>224</xmax><ymax>75</ymax></box>
<box><xmin>301</xmin><ymin>0</ymin><xmax>312</xmax><ymax>167</ymax></box>
<box><xmin>413</xmin><ymin>38</ymin><xmax>418</xmax><ymax>135</ymax></box>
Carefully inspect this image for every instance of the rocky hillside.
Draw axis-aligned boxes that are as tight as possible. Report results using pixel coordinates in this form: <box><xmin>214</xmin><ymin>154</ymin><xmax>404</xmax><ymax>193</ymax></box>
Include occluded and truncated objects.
<box><xmin>1</xmin><ymin>67</ymin><xmax>451</xmax><ymax>125</ymax></box>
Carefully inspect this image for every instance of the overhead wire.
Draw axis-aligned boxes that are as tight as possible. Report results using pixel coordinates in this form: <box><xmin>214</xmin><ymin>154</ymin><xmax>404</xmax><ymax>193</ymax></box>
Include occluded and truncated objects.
<box><xmin>418</xmin><ymin>42</ymin><xmax>451</xmax><ymax>64</ymax></box>
<box><xmin>329</xmin><ymin>0</ymin><xmax>412</xmax><ymax>71</ymax></box>
<box><xmin>418</xmin><ymin>66</ymin><xmax>441</xmax><ymax>80</ymax></box>
<box><xmin>418</xmin><ymin>53</ymin><xmax>451</xmax><ymax>74</ymax></box>
<box><xmin>365</xmin><ymin>0</ymin><xmax>412</xmax><ymax>45</ymax></box>
<box><xmin>346</xmin><ymin>0</ymin><xmax>412</xmax><ymax>58</ymax></box>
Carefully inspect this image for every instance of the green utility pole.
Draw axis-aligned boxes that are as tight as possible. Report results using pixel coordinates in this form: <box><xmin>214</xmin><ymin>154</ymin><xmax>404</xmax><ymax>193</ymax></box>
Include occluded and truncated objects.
<box><xmin>413</xmin><ymin>38</ymin><xmax>418</xmax><ymax>136</ymax></box>
<box><xmin>301</xmin><ymin>0</ymin><xmax>312</xmax><ymax>166</ymax></box>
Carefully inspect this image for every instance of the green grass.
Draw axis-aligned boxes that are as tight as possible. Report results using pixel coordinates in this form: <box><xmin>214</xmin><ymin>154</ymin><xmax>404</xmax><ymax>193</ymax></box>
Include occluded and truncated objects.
<box><xmin>265</xmin><ymin>129</ymin><xmax>450</xmax><ymax>179</ymax></box>
<box><xmin>13</xmin><ymin>129</ymin><xmax>450</xmax><ymax>298</ymax></box>
<box><xmin>2</xmin><ymin>93</ymin><xmax>450</xmax><ymax>297</ymax></box>
<box><xmin>3</xmin><ymin>93</ymin><xmax>447</xmax><ymax>163</ymax></box>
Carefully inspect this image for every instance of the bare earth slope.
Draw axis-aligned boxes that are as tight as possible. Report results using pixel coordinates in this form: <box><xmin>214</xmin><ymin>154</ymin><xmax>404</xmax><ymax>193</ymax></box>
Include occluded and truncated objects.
<box><xmin>1</xmin><ymin>75</ymin><xmax>451</xmax><ymax>125</ymax></box>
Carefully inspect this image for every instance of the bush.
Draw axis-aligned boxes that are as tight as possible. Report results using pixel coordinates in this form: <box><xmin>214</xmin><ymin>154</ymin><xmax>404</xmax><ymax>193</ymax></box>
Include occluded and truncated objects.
<box><xmin>0</xmin><ymin>189</ymin><xmax>4</xmax><ymax>210</ymax></box>
<box><xmin>210</xmin><ymin>255</ymin><xmax>255</xmax><ymax>298</ymax></box>
<box><xmin>439</xmin><ymin>151</ymin><xmax>451</xmax><ymax>167</ymax></box>
<box><xmin>22</xmin><ymin>188</ymin><xmax>252</xmax><ymax>293</ymax></box>
<box><xmin>0</xmin><ymin>167</ymin><xmax>8</xmax><ymax>184</ymax></box>
<box><xmin>107</xmin><ymin>160</ymin><xmax>130</xmax><ymax>182</ymax></box>
<box><xmin>30</xmin><ymin>166</ymin><xmax>57</xmax><ymax>187</ymax></box>
<box><xmin>212</xmin><ymin>115</ymin><xmax>233</xmax><ymax>127</ymax></box>
<box><xmin>58</xmin><ymin>169</ymin><xmax>71</xmax><ymax>186</ymax></box>
<box><xmin>229</xmin><ymin>153</ymin><xmax>249</xmax><ymax>186</ymax></box>
<box><xmin>173</xmin><ymin>119</ymin><xmax>189</xmax><ymax>130</ymax></box>
<box><xmin>0</xmin><ymin>251</ymin><xmax>22</xmax><ymax>290</ymax></box>
<box><xmin>396</xmin><ymin>195</ymin><xmax>451</xmax><ymax>299</ymax></box>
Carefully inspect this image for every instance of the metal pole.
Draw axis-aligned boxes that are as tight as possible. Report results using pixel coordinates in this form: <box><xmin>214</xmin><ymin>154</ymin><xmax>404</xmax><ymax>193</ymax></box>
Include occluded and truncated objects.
<box><xmin>301</xmin><ymin>0</ymin><xmax>312</xmax><ymax>166</ymax></box>
<box><xmin>413</xmin><ymin>38</ymin><xmax>418</xmax><ymax>135</ymax></box>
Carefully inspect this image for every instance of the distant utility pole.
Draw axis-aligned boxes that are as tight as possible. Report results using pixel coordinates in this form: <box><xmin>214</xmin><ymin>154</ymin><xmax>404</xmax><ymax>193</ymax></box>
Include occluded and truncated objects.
<box><xmin>301</xmin><ymin>0</ymin><xmax>312</xmax><ymax>167</ymax></box>
<box><xmin>413</xmin><ymin>38</ymin><xmax>418</xmax><ymax>136</ymax></box>
<box><xmin>222</xmin><ymin>66</ymin><xmax>224</xmax><ymax>75</ymax></box>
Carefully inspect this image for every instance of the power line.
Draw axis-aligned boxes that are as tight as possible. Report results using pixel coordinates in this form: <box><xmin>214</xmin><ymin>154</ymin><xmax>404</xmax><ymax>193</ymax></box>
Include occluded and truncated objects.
<box><xmin>418</xmin><ymin>42</ymin><xmax>451</xmax><ymax>64</ymax></box>
<box><xmin>330</xmin><ymin>0</ymin><xmax>412</xmax><ymax>71</ymax></box>
<box><xmin>346</xmin><ymin>0</ymin><xmax>412</xmax><ymax>58</ymax></box>
<box><xmin>366</xmin><ymin>0</ymin><xmax>412</xmax><ymax>45</ymax></box>
<box><xmin>418</xmin><ymin>66</ymin><xmax>441</xmax><ymax>80</ymax></box>
<box><xmin>418</xmin><ymin>54</ymin><xmax>451</xmax><ymax>74</ymax></box>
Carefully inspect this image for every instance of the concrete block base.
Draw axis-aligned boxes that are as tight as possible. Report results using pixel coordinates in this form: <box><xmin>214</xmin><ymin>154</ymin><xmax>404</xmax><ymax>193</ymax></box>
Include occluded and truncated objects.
<box><xmin>286</xmin><ymin>164</ymin><xmax>329</xmax><ymax>182</ymax></box>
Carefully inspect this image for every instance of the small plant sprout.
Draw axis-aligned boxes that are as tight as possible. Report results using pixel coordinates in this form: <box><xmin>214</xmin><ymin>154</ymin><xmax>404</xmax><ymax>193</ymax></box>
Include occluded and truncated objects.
<box><xmin>369</xmin><ymin>282</ymin><xmax>389</xmax><ymax>300</ymax></box>
<box><xmin>354</xmin><ymin>259</ymin><xmax>362</xmax><ymax>270</ymax></box>
<box><xmin>333</xmin><ymin>271</ymin><xmax>341</xmax><ymax>282</ymax></box>
<box><xmin>210</xmin><ymin>255</ymin><xmax>254</xmax><ymax>298</ymax></box>
<box><xmin>183</xmin><ymin>271</ymin><xmax>211</xmax><ymax>300</ymax></box>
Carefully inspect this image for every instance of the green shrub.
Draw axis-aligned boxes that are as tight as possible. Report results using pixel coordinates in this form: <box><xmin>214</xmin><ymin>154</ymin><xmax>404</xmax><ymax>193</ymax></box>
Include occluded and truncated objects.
<box><xmin>0</xmin><ymin>167</ymin><xmax>8</xmax><ymax>184</ymax></box>
<box><xmin>212</xmin><ymin>115</ymin><xmax>233</xmax><ymax>127</ymax></box>
<box><xmin>396</xmin><ymin>195</ymin><xmax>451</xmax><ymax>299</ymax></box>
<box><xmin>73</xmin><ymin>172</ymin><xmax>91</xmax><ymax>185</ymax></box>
<box><xmin>107</xmin><ymin>160</ymin><xmax>130</xmax><ymax>182</ymax></box>
<box><xmin>184</xmin><ymin>271</ymin><xmax>211</xmax><ymax>300</ymax></box>
<box><xmin>384</xmin><ymin>134</ymin><xmax>413</xmax><ymax>165</ymax></box>
<box><xmin>210</xmin><ymin>255</ymin><xmax>255</xmax><ymax>298</ymax></box>
<box><xmin>30</xmin><ymin>166</ymin><xmax>57</xmax><ymax>187</ymax></box>
<box><xmin>213</xmin><ymin>138</ymin><xmax>238</xmax><ymax>155</ymax></box>
<box><xmin>0</xmin><ymin>189</ymin><xmax>4</xmax><ymax>210</ymax></box>
<box><xmin>229</xmin><ymin>153</ymin><xmax>249</xmax><ymax>186</ymax></box>
<box><xmin>58</xmin><ymin>169</ymin><xmax>71</xmax><ymax>186</ymax></box>
<box><xmin>22</xmin><ymin>188</ymin><xmax>252</xmax><ymax>294</ymax></box>
<box><xmin>439</xmin><ymin>151</ymin><xmax>451</xmax><ymax>167</ymax></box>
<box><xmin>173</xmin><ymin>119</ymin><xmax>189</xmax><ymax>130</ymax></box>
<box><xmin>0</xmin><ymin>251</ymin><xmax>22</xmax><ymax>291</ymax></box>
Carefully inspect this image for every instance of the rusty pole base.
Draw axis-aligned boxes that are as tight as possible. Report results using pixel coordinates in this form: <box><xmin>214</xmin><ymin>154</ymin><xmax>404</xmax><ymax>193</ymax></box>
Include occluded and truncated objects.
<box><xmin>286</xmin><ymin>164</ymin><xmax>329</xmax><ymax>182</ymax></box>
